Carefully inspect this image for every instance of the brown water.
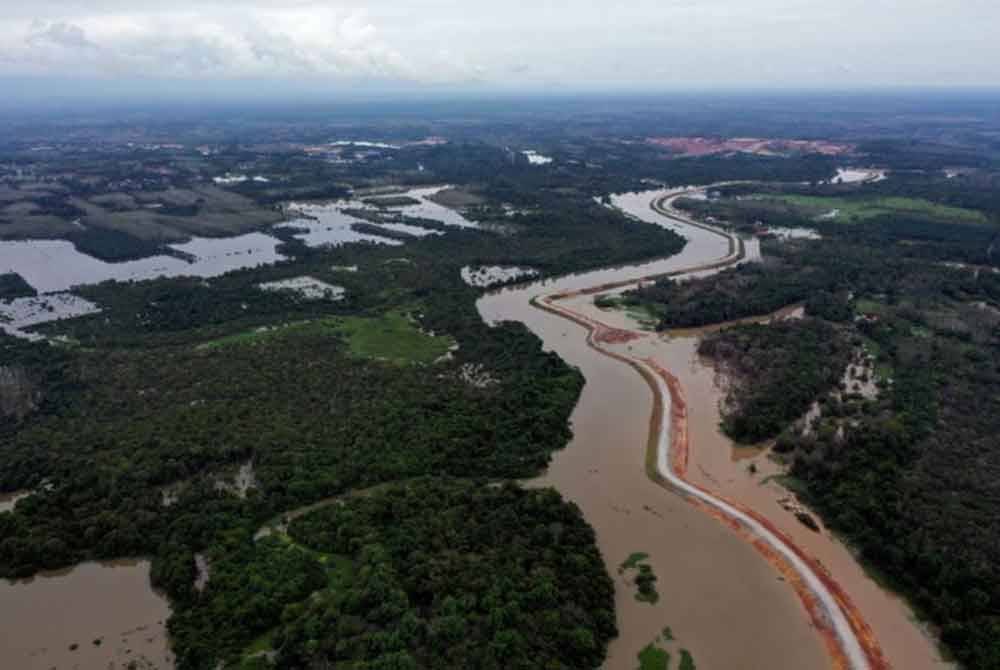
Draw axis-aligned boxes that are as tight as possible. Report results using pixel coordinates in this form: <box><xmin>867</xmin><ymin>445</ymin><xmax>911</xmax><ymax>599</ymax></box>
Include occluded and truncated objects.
<box><xmin>0</xmin><ymin>560</ymin><xmax>173</xmax><ymax>670</ymax></box>
<box><xmin>478</xmin><ymin>190</ymin><xmax>831</xmax><ymax>669</ymax></box>
<box><xmin>529</xmin><ymin>191</ymin><xmax>949</xmax><ymax>669</ymax></box>
<box><xmin>640</xmin><ymin>331</ymin><xmax>950</xmax><ymax>670</ymax></box>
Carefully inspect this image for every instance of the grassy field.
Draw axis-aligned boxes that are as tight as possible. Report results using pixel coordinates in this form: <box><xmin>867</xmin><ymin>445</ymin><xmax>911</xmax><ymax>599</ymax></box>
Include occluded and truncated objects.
<box><xmin>751</xmin><ymin>194</ymin><xmax>989</xmax><ymax>225</ymax></box>
<box><xmin>854</xmin><ymin>298</ymin><xmax>888</xmax><ymax>316</ymax></box>
<box><xmin>200</xmin><ymin>310</ymin><xmax>455</xmax><ymax>365</ymax></box>
<box><xmin>329</xmin><ymin>310</ymin><xmax>455</xmax><ymax>364</ymax></box>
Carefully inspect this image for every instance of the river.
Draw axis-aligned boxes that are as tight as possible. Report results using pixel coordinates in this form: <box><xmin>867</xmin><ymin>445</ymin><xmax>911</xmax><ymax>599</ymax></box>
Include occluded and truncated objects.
<box><xmin>478</xmin><ymin>188</ymin><xmax>945</xmax><ymax>669</ymax></box>
<box><xmin>0</xmin><ymin>560</ymin><xmax>173</xmax><ymax>670</ymax></box>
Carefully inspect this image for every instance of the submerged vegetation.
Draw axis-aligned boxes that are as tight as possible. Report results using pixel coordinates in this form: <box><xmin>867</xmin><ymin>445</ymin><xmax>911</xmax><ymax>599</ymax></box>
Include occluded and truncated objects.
<box><xmin>636</xmin><ymin>627</ymin><xmax>696</xmax><ymax>670</ymax></box>
<box><xmin>619</xmin><ymin>552</ymin><xmax>660</xmax><ymax>604</ymax></box>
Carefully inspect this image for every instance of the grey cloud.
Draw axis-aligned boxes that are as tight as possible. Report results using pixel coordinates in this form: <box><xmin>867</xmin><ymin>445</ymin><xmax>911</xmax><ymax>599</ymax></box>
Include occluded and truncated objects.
<box><xmin>26</xmin><ymin>20</ymin><xmax>98</xmax><ymax>50</ymax></box>
<box><xmin>0</xmin><ymin>1</ymin><xmax>997</xmax><ymax>89</ymax></box>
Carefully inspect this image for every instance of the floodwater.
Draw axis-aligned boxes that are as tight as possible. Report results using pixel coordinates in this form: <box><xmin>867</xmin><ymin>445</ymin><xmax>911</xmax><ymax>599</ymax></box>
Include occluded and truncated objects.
<box><xmin>0</xmin><ymin>185</ymin><xmax>471</xmax><ymax>338</ymax></box>
<box><xmin>0</xmin><ymin>560</ymin><xmax>173</xmax><ymax>670</ymax></box>
<box><xmin>477</xmin><ymin>189</ymin><xmax>829</xmax><ymax>670</ymax></box>
<box><xmin>480</xmin><ymin>186</ymin><xmax>946</xmax><ymax>668</ymax></box>
<box><xmin>581</xmin><ymin>315</ymin><xmax>950</xmax><ymax>669</ymax></box>
<box><xmin>0</xmin><ymin>233</ymin><xmax>286</xmax><ymax>295</ymax></box>
<box><xmin>831</xmin><ymin>168</ymin><xmax>887</xmax><ymax>185</ymax></box>
<box><xmin>0</xmin><ymin>293</ymin><xmax>101</xmax><ymax>340</ymax></box>
<box><xmin>392</xmin><ymin>186</ymin><xmax>477</xmax><ymax>228</ymax></box>
<box><xmin>281</xmin><ymin>185</ymin><xmax>474</xmax><ymax>247</ymax></box>
<box><xmin>279</xmin><ymin>204</ymin><xmax>405</xmax><ymax>248</ymax></box>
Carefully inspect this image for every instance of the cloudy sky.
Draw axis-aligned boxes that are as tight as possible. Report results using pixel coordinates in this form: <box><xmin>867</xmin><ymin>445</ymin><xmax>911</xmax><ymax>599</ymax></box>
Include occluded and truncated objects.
<box><xmin>2</xmin><ymin>1</ymin><xmax>998</xmax><ymax>98</ymax></box>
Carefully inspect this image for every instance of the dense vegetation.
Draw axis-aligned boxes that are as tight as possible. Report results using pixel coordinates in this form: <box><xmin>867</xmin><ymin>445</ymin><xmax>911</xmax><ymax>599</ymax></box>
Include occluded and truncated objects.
<box><xmin>241</xmin><ymin>480</ymin><xmax>615</xmax><ymax>670</ymax></box>
<box><xmin>163</xmin><ymin>480</ymin><xmax>617</xmax><ymax>669</ymax></box>
<box><xmin>699</xmin><ymin>319</ymin><xmax>853</xmax><ymax>443</ymax></box>
<box><xmin>787</xmin><ymin>274</ymin><xmax>1000</xmax><ymax>670</ymax></box>
<box><xmin>0</xmin><ymin>272</ymin><xmax>35</xmax><ymax>300</ymax></box>
<box><xmin>66</xmin><ymin>226</ymin><xmax>171</xmax><ymax>262</ymax></box>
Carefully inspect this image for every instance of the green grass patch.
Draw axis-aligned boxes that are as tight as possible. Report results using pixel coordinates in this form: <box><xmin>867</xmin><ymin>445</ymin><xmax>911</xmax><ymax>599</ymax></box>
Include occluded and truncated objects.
<box><xmin>855</xmin><ymin>298</ymin><xmax>887</xmax><ymax>316</ymax></box>
<box><xmin>198</xmin><ymin>310</ymin><xmax>454</xmax><ymax>365</ymax></box>
<box><xmin>242</xmin><ymin>629</ymin><xmax>276</xmax><ymax>658</ymax></box>
<box><xmin>595</xmin><ymin>295</ymin><xmax>661</xmax><ymax>329</ymax></box>
<box><xmin>324</xmin><ymin>310</ymin><xmax>454</xmax><ymax>364</ymax></box>
<box><xmin>637</xmin><ymin>643</ymin><xmax>671</xmax><ymax>670</ymax></box>
<box><xmin>752</xmin><ymin>194</ymin><xmax>988</xmax><ymax>226</ymax></box>
<box><xmin>197</xmin><ymin>322</ymin><xmax>304</xmax><ymax>350</ymax></box>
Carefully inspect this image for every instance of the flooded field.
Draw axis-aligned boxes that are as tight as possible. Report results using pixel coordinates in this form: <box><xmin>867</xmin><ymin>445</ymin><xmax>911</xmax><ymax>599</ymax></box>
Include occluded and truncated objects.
<box><xmin>831</xmin><ymin>168</ymin><xmax>887</xmax><ymax>184</ymax></box>
<box><xmin>0</xmin><ymin>233</ymin><xmax>287</xmax><ymax>295</ymax></box>
<box><xmin>0</xmin><ymin>293</ymin><xmax>101</xmax><ymax>339</ymax></box>
<box><xmin>278</xmin><ymin>204</ymin><xmax>406</xmax><ymax>247</ymax></box>
<box><xmin>0</xmin><ymin>186</ymin><xmax>472</xmax><ymax>339</ymax></box>
<box><xmin>283</xmin><ymin>185</ymin><xmax>475</xmax><ymax>246</ymax></box>
<box><xmin>0</xmin><ymin>560</ymin><xmax>173</xmax><ymax>670</ymax></box>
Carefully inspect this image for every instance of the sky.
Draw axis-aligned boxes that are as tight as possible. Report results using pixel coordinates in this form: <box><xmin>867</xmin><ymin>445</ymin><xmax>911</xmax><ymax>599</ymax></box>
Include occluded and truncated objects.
<box><xmin>2</xmin><ymin>1</ymin><xmax>999</xmax><ymax>101</ymax></box>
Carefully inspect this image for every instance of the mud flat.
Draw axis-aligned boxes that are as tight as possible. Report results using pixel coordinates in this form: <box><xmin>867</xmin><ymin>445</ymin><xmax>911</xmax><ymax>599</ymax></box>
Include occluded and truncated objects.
<box><xmin>478</xmin><ymin>188</ymin><xmax>830</xmax><ymax>670</ymax></box>
<box><xmin>0</xmin><ymin>560</ymin><xmax>173</xmax><ymax>670</ymax></box>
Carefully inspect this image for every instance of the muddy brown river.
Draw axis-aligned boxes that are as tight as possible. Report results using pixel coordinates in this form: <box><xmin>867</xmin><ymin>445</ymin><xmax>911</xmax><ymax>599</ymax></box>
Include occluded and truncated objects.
<box><xmin>479</xmin><ymin>189</ymin><xmax>947</xmax><ymax>669</ymax></box>
<box><xmin>0</xmin><ymin>560</ymin><xmax>173</xmax><ymax>670</ymax></box>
